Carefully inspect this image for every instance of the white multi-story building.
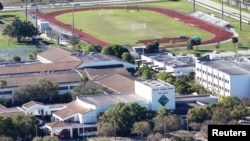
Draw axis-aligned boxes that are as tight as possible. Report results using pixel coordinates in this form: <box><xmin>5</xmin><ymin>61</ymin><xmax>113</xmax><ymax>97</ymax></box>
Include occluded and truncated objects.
<box><xmin>135</xmin><ymin>79</ymin><xmax>175</xmax><ymax>110</ymax></box>
<box><xmin>196</xmin><ymin>57</ymin><xmax>250</xmax><ymax>98</ymax></box>
<box><xmin>137</xmin><ymin>52</ymin><xmax>195</xmax><ymax>76</ymax></box>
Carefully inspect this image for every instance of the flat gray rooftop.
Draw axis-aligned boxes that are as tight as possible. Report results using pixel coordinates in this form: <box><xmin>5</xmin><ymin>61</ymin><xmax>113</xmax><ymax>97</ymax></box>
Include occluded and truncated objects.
<box><xmin>143</xmin><ymin>53</ymin><xmax>195</xmax><ymax>67</ymax></box>
<box><xmin>200</xmin><ymin>59</ymin><xmax>250</xmax><ymax>75</ymax></box>
<box><xmin>136</xmin><ymin>79</ymin><xmax>173</xmax><ymax>88</ymax></box>
<box><xmin>78</xmin><ymin>94</ymin><xmax>147</xmax><ymax>106</ymax></box>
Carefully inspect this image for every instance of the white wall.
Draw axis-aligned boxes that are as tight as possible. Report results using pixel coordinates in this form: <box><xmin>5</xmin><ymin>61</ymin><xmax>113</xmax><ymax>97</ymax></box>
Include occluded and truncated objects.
<box><xmin>0</xmin><ymin>87</ymin><xmax>16</xmax><ymax>99</ymax></box>
<box><xmin>141</xmin><ymin>55</ymin><xmax>153</xmax><ymax>63</ymax></box>
<box><xmin>37</xmin><ymin>55</ymin><xmax>52</xmax><ymax>63</ymax></box>
<box><xmin>95</xmin><ymin>104</ymin><xmax>115</xmax><ymax>114</ymax></box>
<box><xmin>81</xmin><ymin>110</ymin><xmax>97</xmax><ymax>124</ymax></box>
<box><xmin>230</xmin><ymin>75</ymin><xmax>250</xmax><ymax>98</ymax></box>
<box><xmin>196</xmin><ymin>61</ymin><xmax>250</xmax><ymax>98</ymax></box>
<box><xmin>151</xmin><ymin>87</ymin><xmax>175</xmax><ymax>110</ymax></box>
<box><xmin>173</xmin><ymin>66</ymin><xmax>194</xmax><ymax>74</ymax></box>
<box><xmin>135</xmin><ymin>80</ymin><xmax>175</xmax><ymax>111</ymax></box>
<box><xmin>134</xmin><ymin>81</ymin><xmax>153</xmax><ymax>109</ymax></box>
<box><xmin>26</xmin><ymin>105</ymin><xmax>51</xmax><ymax>115</ymax></box>
<box><xmin>58</xmin><ymin>83</ymin><xmax>79</xmax><ymax>95</ymax></box>
<box><xmin>77</xmin><ymin>98</ymin><xmax>96</xmax><ymax>110</ymax></box>
<box><xmin>153</xmin><ymin>60</ymin><xmax>166</xmax><ymax>69</ymax></box>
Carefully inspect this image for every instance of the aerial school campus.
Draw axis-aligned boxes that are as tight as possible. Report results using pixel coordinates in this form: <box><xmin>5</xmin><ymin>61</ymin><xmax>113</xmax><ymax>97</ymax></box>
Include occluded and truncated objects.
<box><xmin>1</xmin><ymin>0</ymin><xmax>250</xmax><ymax>141</ymax></box>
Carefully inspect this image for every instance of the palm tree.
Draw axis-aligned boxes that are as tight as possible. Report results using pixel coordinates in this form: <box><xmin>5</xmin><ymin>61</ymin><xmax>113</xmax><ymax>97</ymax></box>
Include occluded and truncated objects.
<box><xmin>0</xmin><ymin>80</ymin><xmax>7</xmax><ymax>99</ymax></box>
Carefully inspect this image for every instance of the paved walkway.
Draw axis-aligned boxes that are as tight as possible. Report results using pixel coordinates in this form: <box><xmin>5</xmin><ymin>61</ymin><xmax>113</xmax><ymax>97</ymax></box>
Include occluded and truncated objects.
<box><xmin>194</xmin><ymin>0</ymin><xmax>250</xmax><ymax>21</ymax></box>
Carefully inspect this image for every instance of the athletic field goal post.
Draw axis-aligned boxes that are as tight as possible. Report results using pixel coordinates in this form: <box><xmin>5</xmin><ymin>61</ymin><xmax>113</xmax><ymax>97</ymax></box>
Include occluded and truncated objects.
<box><xmin>131</xmin><ymin>23</ymin><xmax>147</xmax><ymax>31</ymax></box>
<box><xmin>126</xmin><ymin>5</ymin><xmax>139</xmax><ymax>12</ymax></box>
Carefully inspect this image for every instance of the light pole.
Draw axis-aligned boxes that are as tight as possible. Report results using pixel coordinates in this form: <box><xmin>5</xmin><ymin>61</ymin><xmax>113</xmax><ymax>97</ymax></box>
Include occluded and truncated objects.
<box><xmin>25</xmin><ymin>0</ymin><xmax>27</xmax><ymax>21</ymax></box>
<box><xmin>239</xmin><ymin>0</ymin><xmax>242</xmax><ymax>31</ymax></box>
<box><xmin>193</xmin><ymin>0</ymin><xmax>195</xmax><ymax>12</ymax></box>
<box><xmin>72</xmin><ymin>3</ymin><xmax>75</xmax><ymax>36</ymax></box>
<box><xmin>221</xmin><ymin>0</ymin><xmax>224</xmax><ymax>19</ymax></box>
<box><xmin>35</xmin><ymin>0</ymin><xmax>38</xmax><ymax>28</ymax></box>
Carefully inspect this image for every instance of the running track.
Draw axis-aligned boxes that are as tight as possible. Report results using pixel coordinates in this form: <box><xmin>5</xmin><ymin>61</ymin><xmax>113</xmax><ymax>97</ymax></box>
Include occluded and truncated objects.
<box><xmin>35</xmin><ymin>6</ymin><xmax>234</xmax><ymax>48</ymax></box>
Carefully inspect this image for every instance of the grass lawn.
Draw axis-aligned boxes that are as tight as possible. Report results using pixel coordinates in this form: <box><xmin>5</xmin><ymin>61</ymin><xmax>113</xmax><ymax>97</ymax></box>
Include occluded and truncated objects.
<box><xmin>56</xmin><ymin>9</ymin><xmax>214</xmax><ymax>45</ymax></box>
<box><xmin>0</xmin><ymin>0</ymin><xmax>249</xmax><ymax>56</ymax></box>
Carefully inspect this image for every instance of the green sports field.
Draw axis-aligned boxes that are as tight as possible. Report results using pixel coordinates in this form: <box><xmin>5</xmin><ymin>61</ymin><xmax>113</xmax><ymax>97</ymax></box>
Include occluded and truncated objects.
<box><xmin>56</xmin><ymin>9</ymin><xmax>214</xmax><ymax>45</ymax></box>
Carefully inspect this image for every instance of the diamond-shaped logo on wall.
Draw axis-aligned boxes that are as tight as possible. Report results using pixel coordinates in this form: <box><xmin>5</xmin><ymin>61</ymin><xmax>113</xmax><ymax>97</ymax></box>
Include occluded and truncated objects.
<box><xmin>158</xmin><ymin>95</ymin><xmax>169</xmax><ymax>106</ymax></box>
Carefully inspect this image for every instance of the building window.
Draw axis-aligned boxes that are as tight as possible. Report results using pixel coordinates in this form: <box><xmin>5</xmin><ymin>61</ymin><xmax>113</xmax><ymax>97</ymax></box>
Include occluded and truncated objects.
<box><xmin>59</xmin><ymin>87</ymin><xmax>68</xmax><ymax>90</ymax></box>
<box><xmin>79</xmin><ymin>128</ymin><xmax>84</xmax><ymax>133</ymax></box>
<box><xmin>84</xmin><ymin>127</ymin><xmax>97</xmax><ymax>133</ymax></box>
<box><xmin>0</xmin><ymin>91</ymin><xmax>12</xmax><ymax>95</ymax></box>
<box><xmin>70</xmin><ymin>86</ymin><xmax>75</xmax><ymax>89</ymax></box>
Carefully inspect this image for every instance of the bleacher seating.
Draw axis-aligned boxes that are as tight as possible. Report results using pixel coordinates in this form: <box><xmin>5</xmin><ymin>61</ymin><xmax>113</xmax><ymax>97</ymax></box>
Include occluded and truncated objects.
<box><xmin>190</xmin><ymin>11</ymin><xmax>230</xmax><ymax>29</ymax></box>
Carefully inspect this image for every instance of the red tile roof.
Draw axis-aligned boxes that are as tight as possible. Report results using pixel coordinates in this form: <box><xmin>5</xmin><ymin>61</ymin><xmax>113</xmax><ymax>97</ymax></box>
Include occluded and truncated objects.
<box><xmin>46</xmin><ymin>121</ymin><xmax>70</xmax><ymax>127</ymax></box>
<box><xmin>2</xmin><ymin>72</ymin><xmax>81</xmax><ymax>87</ymax></box>
<box><xmin>53</xmin><ymin>101</ymin><xmax>92</xmax><ymax>119</ymax></box>
<box><xmin>22</xmin><ymin>101</ymin><xmax>43</xmax><ymax>109</ymax></box>
<box><xmin>0</xmin><ymin>61</ymin><xmax>81</xmax><ymax>75</ymax></box>
<box><xmin>84</xmin><ymin>67</ymin><xmax>131</xmax><ymax>80</ymax></box>
<box><xmin>96</xmin><ymin>73</ymin><xmax>136</xmax><ymax>94</ymax></box>
<box><xmin>37</xmin><ymin>47</ymin><xmax>80</xmax><ymax>63</ymax></box>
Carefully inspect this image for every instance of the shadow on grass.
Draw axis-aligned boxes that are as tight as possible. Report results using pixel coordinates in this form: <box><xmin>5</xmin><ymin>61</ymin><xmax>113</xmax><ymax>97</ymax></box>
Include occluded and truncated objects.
<box><xmin>239</xmin><ymin>46</ymin><xmax>250</xmax><ymax>50</ymax></box>
<box><xmin>40</xmin><ymin>40</ymin><xmax>54</xmax><ymax>45</ymax></box>
<box><xmin>0</xmin><ymin>15</ymin><xmax>16</xmax><ymax>19</ymax></box>
<box><xmin>15</xmin><ymin>40</ymin><xmax>36</xmax><ymax>45</ymax></box>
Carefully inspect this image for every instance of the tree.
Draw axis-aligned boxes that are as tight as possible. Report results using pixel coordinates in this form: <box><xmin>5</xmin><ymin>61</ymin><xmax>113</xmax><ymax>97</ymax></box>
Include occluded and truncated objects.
<box><xmin>0</xmin><ymin>116</ymin><xmax>14</xmax><ymax>137</ymax></box>
<box><xmin>215</xmin><ymin>42</ymin><xmax>220</xmax><ymax>51</ymax></box>
<box><xmin>72</xmin><ymin>80</ymin><xmax>106</xmax><ymax>99</ymax></box>
<box><xmin>174</xmin><ymin>79</ymin><xmax>190</xmax><ymax>94</ymax></box>
<box><xmin>13</xmin><ymin>79</ymin><xmax>59</xmax><ymax>104</ymax></box>
<box><xmin>69</xmin><ymin>35</ymin><xmax>80</xmax><ymax>46</ymax></box>
<box><xmin>72</xmin><ymin>42</ymin><xmax>85</xmax><ymax>53</ymax></box>
<box><xmin>13</xmin><ymin>84</ymin><xmax>37</xmax><ymax>104</ymax></box>
<box><xmin>98</xmin><ymin>102</ymin><xmax>151</xmax><ymax>136</ymax></box>
<box><xmin>121</xmin><ymin>52</ymin><xmax>134</xmax><ymax>63</ymax></box>
<box><xmin>136</xmin><ymin>66</ymin><xmax>155</xmax><ymax>79</ymax></box>
<box><xmin>85</xmin><ymin>44</ymin><xmax>102</xmax><ymax>52</ymax></box>
<box><xmin>32</xmin><ymin>137</ymin><xmax>43</xmax><ymax>141</ymax></box>
<box><xmin>142</xmin><ymin>69</ymin><xmax>153</xmax><ymax>79</ymax></box>
<box><xmin>187</xmin><ymin>107</ymin><xmax>210</xmax><ymax>123</ymax></box>
<box><xmin>219</xmin><ymin>96</ymin><xmax>242</xmax><ymax>110</ymax></box>
<box><xmin>102</xmin><ymin>44</ymin><xmax>129</xmax><ymax>59</ymax></box>
<box><xmin>212</xmin><ymin>107</ymin><xmax>231</xmax><ymax>124</ymax></box>
<box><xmin>0</xmin><ymin>80</ymin><xmax>7</xmax><ymax>99</ymax></box>
<box><xmin>2</xmin><ymin>17</ymin><xmax>39</xmax><ymax>42</ymax></box>
<box><xmin>232</xmin><ymin>37</ymin><xmax>238</xmax><ymax>47</ymax></box>
<box><xmin>36</xmin><ymin>78</ymin><xmax>58</xmax><ymax>102</ymax></box>
<box><xmin>13</xmin><ymin>56</ymin><xmax>21</xmax><ymax>62</ymax></box>
<box><xmin>29</xmin><ymin>49</ymin><xmax>42</xmax><ymax>60</ymax></box>
<box><xmin>154</xmin><ymin>115</ymin><xmax>181</xmax><ymax>137</ymax></box>
<box><xmin>157</xmin><ymin>72</ymin><xmax>176</xmax><ymax>85</ymax></box>
<box><xmin>189</xmin><ymin>37</ymin><xmax>201</xmax><ymax>50</ymax></box>
<box><xmin>12</xmin><ymin>115</ymin><xmax>38</xmax><ymax>139</ymax></box>
<box><xmin>0</xmin><ymin>2</ymin><xmax>3</xmax><ymax>10</ymax></box>
<box><xmin>242</xmin><ymin>97</ymin><xmax>250</xmax><ymax>106</ymax></box>
<box><xmin>145</xmin><ymin>40</ymin><xmax>160</xmax><ymax>53</ymax></box>
<box><xmin>155</xmin><ymin>107</ymin><xmax>172</xmax><ymax>120</ymax></box>
<box><xmin>184</xmin><ymin>72</ymin><xmax>195</xmax><ymax>82</ymax></box>
<box><xmin>131</xmin><ymin>121</ymin><xmax>151</xmax><ymax>139</ymax></box>
<box><xmin>147</xmin><ymin>132</ymin><xmax>163</xmax><ymax>141</ymax></box>
<box><xmin>97</xmin><ymin>122</ymin><xmax>117</xmax><ymax>137</ymax></box>
<box><xmin>230</xmin><ymin>104</ymin><xmax>250</xmax><ymax>120</ymax></box>
<box><xmin>33</xmin><ymin>136</ymin><xmax>59</xmax><ymax>141</ymax></box>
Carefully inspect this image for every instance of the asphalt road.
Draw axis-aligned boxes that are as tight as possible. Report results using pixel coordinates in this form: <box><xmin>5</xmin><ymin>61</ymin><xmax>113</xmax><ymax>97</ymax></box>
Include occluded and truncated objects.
<box><xmin>194</xmin><ymin>0</ymin><xmax>250</xmax><ymax>21</ymax></box>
